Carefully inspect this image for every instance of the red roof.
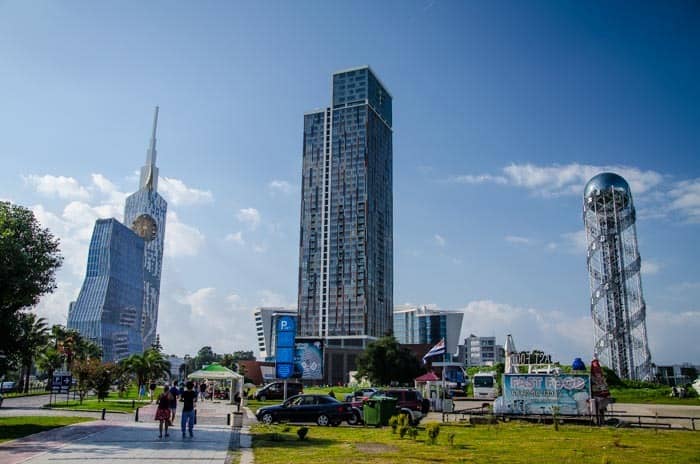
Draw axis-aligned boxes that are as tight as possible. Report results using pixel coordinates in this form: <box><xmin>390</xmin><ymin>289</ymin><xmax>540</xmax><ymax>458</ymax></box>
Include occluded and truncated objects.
<box><xmin>415</xmin><ymin>372</ymin><xmax>440</xmax><ymax>382</ymax></box>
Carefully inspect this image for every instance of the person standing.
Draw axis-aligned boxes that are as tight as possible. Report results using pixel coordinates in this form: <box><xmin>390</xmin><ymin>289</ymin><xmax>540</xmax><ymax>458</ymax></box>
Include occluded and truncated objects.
<box><xmin>155</xmin><ymin>385</ymin><xmax>173</xmax><ymax>439</ymax></box>
<box><xmin>180</xmin><ymin>381</ymin><xmax>197</xmax><ymax>438</ymax></box>
<box><xmin>169</xmin><ymin>382</ymin><xmax>180</xmax><ymax>422</ymax></box>
<box><xmin>199</xmin><ymin>381</ymin><xmax>207</xmax><ymax>401</ymax></box>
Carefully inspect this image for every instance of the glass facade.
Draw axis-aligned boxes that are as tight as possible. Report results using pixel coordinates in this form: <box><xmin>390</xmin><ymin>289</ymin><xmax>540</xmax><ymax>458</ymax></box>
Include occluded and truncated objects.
<box><xmin>67</xmin><ymin>219</ymin><xmax>145</xmax><ymax>362</ymax></box>
<box><xmin>123</xmin><ymin>106</ymin><xmax>167</xmax><ymax>350</ymax></box>
<box><xmin>298</xmin><ymin>67</ymin><xmax>393</xmax><ymax>341</ymax></box>
<box><xmin>393</xmin><ymin>305</ymin><xmax>464</xmax><ymax>357</ymax></box>
<box><xmin>124</xmin><ymin>189</ymin><xmax>167</xmax><ymax>349</ymax></box>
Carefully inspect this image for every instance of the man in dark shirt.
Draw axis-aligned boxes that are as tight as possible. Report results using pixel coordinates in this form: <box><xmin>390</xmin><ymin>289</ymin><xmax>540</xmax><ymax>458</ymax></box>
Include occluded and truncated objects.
<box><xmin>180</xmin><ymin>381</ymin><xmax>197</xmax><ymax>438</ymax></box>
<box><xmin>169</xmin><ymin>382</ymin><xmax>180</xmax><ymax>422</ymax></box>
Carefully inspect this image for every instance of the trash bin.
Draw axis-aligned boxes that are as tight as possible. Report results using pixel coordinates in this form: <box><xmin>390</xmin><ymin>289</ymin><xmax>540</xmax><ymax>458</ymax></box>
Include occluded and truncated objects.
<box><xmin>376</xmin><ymin>396</ymin><xmax>398</xmax><ymax>426</ymax></box>
<box><xmin>232</xmin><ymin>412</ymin><xmax>244</xmax><ymax>428</ymax></box>
<box><xmin>363</xmin><ymin>399</ymin><xmax>381</xmax><ymax>426</ymax></box>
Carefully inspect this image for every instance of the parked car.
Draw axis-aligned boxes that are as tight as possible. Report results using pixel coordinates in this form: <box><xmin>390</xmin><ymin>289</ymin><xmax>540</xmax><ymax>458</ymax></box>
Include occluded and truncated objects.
<box><xmin>0</xmin><ymin>381</ymin><xmax>16</xmax><ymax>393</ymax></box>
<box><xmin>370</xmin><ymin>388</ymin><xmax>429</xmax><ymax>425</ymax></box>
<box><xmin>343</xmin><ymin>387</ymin><xmax>378</xmax><ymax>402</ymax></box>
<box><xmin>254</xmin><ymin>382</ymin><xmax>303</xmax><ymax>401</ymax></box>
<box><xmin>256</xmin><ymin>394</ymin><xmax>352</xmax><ymax>426</ymax></box>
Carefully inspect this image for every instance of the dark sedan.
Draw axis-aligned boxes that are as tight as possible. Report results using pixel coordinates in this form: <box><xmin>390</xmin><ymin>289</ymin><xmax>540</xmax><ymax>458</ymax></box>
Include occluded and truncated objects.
<box><xmin>256</xmin><ymin>394</ymin><xmax>352</xmax><ymax>426</ymax></box>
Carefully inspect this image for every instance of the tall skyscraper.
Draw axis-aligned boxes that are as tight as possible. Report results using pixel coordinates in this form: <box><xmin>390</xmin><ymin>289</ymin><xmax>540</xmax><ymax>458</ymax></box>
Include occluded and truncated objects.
<box><xmin>68</xmin><ymin>219</ymin><xmax>145</xmax><ymax>362</ymax></box>
<box><xmin>124</xmin><ymin>106</ymin><xmax>168</xmax><ymax>350</ymax></box>
<box><xmin>68</xmin><ymin>107</ymin><xmax>167</xmax><ymax>360</ymax></box>
<box><xmin>583</xmin><ymin>172</ymin><xmax>652</xmax><ymax>381</ymax></box>
<box><xmin>297</xmin><ymin>66</ymin><xmax>393</xmax><ymax>384</ymax></box>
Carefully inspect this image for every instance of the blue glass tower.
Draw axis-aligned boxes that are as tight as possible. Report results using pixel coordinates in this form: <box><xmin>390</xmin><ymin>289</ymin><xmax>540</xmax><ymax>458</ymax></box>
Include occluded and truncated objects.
<box><xmin>124</xmin><ymin>107</ymin><xmax>167</xmax><ymax>350</ymax></box>
<box><xmin>298</xmin><ymin>67</ymin><xmax>393</xmax><ymax>384</ymax></box>
<box><xmin>68</xmin><ymin>107</ymin><xmax>167</xmax><ymax>360</ymax></box>
<box><xmin>68</xmin><ymin>219</ymin><xmax>145</xmax><ymax>362</ymax></box>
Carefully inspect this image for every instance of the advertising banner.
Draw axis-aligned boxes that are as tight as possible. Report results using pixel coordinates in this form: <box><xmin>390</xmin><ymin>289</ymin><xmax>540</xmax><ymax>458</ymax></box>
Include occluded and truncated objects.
<box><xmin>500</xmin><ymin>374</ymin><xmax>591</xmax><ymax>415</ymax></box>
<box><xmin>294</xmin><ymin>339</ymin><xmax>323</xmax><ymax>380</ymax></box>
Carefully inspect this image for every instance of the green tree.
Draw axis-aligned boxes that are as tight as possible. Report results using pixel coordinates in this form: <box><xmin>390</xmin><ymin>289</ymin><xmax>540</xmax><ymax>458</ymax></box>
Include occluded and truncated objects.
<box><xmin>355</xmin><ymin>336</ymin><xmax>423</xmax><ymax>385</ymax></box>
<box><xmin>120</xmin><ymin>349</ymin><xmax>171</xmax><ymax>393</ymax></box>
<box><xmin>14</xmin><ymin>312</ymin><xmax>49</xmax><ymax>392</ymax></box>
<box><xmin>72</xmin><ymin>358</ymin><xmax>100</xmax><ymax>404</ymax></box>
<box><xmin>37</xmin><ymin>346</ymin><xmax>65</xmax><ymax>388</ymax></box>
<box><xmin>92</xmin><ymin>362</ymin><xmax>116</xmax><ymax>401</ymax></box>
<box><xmin>0</xmin><ymin>202</ymin><xmax>62</xmax><ymax>372</ymax></box>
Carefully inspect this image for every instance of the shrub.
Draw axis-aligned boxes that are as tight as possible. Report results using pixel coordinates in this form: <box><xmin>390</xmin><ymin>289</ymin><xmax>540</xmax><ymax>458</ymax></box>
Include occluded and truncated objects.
<box><xmin>282</xmin><ymin>425</ymin><xmax>291</xmax><ymax>433</ymax></box>
<box><xmin>408</xmin><ymin>427</ymin><xmax>419</xmax><ymax>440</ymax></box>
<box><xmin>447</xmin><ymin>432</ymin><xmax>456</xmax><ymax>447</ymax></box>
<box><xmin>388</xmin><ymin>415</ymin><xmax>399</xmax><ymax>434</ymax></box>
<box><xmin>297</xmin><ymin>427</ymin><xmax>309</xmax><ymax>441</ymax></box>
<box><xmin>425</xmin><ymin>422</ymin><xmax>440</xmax><ymax>445</ymax></box>
<box><xmin>399</xmin><ymin>425</ymin><xmax>409</xmax><ymax>439</ymax></box>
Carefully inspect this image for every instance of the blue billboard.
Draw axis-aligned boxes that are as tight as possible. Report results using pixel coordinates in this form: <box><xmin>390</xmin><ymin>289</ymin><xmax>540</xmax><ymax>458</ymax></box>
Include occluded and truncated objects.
<box><xmin>275</xmin><ymin>316</ymin><xmax>296</xmax><ymax>379</ymax></box>
<box><xmin>499</xmin><ymin>374</ymin><xmax>591</xmax><ymax>415</ymax></box>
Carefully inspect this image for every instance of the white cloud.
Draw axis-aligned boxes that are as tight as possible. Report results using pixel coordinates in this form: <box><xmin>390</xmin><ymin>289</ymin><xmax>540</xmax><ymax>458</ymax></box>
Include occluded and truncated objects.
<box><xmin>258</xmin><ymin>289</ymin><xmax>290</xmax><ymax>307</ymax></box>
<box><xmin>455</xmin><ymin>300</ymin><xmax>700</xmax><ymax>364</ymax></box>
<box><xmin>164</xmin><ymin>211</ymin><xmax>205</xmax><ymax>257</ymax></box>
<box><xmin>268</xmin><ymin>180</ymin><xmax>293</xmax><ymax>195</ymax></box>
<box><xmin>641</xmin><ymin>260</ymin><xmax>661</xmax><ymax>276</ymax></box>
<box><xmin>158</xmin><ymin>286</ymin><xmax>256</xmax><ymax>355</ymax></box>
<box><xmin>669</xmin><ymin>178</ymin><xmax>700</xmax><ymax>222</ymax></box>
<box><xmin>225</xmin><ymin>231</ymin><xmax>245</xmax><ymax>245</ymax></box>
<box><xmin>450</xmin><ymin>163</ymin><xmax>664</xmax><ymax>197</ymax></box>
<box><xmin>505</xmin><ymin>235</ymin><xmax>531</xmax><ymax>245</ymax></box>
<box><xmin>647</xmin><ymin>310</ymin><xmax>700</xmax><ymax>364</ymax></box>
<box><xmin>90</xmin><ymin>173</ymin><xmax>127</xmax><ymax>206</ymax></box>
<box><xmin>561</xmin><ymin>230</ymin><xmax>588</xmax><ymax>255</ymax></box>
<box><xmin>447</xmin><ymin>174</ymin><xmax>508</xmax><ymax>185</ymax></box>
<box><xmin>237</xmin><ymin>208</ymin><xmax>261</xmax><ymax>230</ymax></box>
<box><xmin>457</xmin><ymin>300</ymin><xmax>593</xmax><ymax>361</ymax></box>
<box><xmin>159</xmin><ymin>177</ymin><xmax>214</xmax><ymax>206</ymax></box>
<box><xmin>434</xmin><ymin>234</ymin><xmax>446</xmax><ymax>247</ymax></box>
<box><xmin>24</xmin><ymin>174</ymin><xmax>90</xmax><ymax>200</ymax></box>
<box><xmin>253</xmin><ymin>243</ymin><xmax>267</xmax><ymax>253</ymax></box>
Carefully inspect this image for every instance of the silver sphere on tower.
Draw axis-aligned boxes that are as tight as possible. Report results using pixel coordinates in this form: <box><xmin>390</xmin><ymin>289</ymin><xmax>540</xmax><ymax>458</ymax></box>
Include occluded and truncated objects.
<box><xmin>583</xmin><ymin>172</ymin><xmax>652</xmax><ymax>381</ymax></box>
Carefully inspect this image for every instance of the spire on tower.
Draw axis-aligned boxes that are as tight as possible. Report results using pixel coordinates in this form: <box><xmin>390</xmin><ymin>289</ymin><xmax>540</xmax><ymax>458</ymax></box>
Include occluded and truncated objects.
<box><xmin>139</xmin><ymin>106</ymin><xmax>160</xmax><ymax>191</ymax></box>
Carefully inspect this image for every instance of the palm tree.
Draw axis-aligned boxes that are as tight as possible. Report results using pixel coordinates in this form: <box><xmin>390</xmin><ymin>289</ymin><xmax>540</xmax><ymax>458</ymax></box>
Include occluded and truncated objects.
<box><xmin>36</xmin><ymin>346</ymin><xmax>64</xmax><ymax>389</ymax></box>
<box><xmin>15</xmin><ymin>313</ymin><xmax>49</xmax><ymax>393</ymax></box>
<box><xmin>120</xmin><ymin>349</ymin><xmax>170</xmax><ymax>399</ymax></box>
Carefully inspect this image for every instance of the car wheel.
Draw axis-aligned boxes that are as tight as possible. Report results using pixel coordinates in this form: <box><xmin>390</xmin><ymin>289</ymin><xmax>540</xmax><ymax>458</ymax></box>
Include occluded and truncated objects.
<box><xmin>317</xmin><ymin>414</ymin><xmax>330</xmax><ymax>426</ymax></box>
<box><xmin>347</xmin><ymin>410</ymin><xmax>362</xmax><ymax>425</ymax></box>
<box><xmin>261</xmin><ymin>413</ymin><xmax>274</xmax><ymax>425</ymax></box>
<box><xmin>259</xmin><ymin>395</ymin><xmax>267</xmax><ymax>402</ymax></box>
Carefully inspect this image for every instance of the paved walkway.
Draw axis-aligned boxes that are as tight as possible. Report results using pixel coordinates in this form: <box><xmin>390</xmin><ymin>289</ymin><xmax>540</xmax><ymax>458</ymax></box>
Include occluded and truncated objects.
<box><xmin>0</xmin><ymin>399</ymin><xmax>256</xmax><ymax>464</ymax></box>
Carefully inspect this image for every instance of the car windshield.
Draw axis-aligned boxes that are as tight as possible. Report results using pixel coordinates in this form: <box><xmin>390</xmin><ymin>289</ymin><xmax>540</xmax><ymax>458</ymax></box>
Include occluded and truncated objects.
<box><xmin>474</xmin><ymin>376</ymin><xmax>494</xmax><ymax>388</ymax></box>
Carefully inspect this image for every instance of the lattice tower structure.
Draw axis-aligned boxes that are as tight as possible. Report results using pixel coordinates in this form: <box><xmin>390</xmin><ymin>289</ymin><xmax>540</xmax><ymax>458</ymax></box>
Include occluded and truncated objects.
<box><xmin>583</xmin><ymin>172</ymin><xmax>652</xmax><ymax>381</ymax></box>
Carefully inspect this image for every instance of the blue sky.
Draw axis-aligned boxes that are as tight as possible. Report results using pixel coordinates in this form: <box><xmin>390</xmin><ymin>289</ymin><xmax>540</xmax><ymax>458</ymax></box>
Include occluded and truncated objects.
<box><xmin>1</xmin><ymin>1</ymin><xmax>698</xmax><ymax>364</ymax></box>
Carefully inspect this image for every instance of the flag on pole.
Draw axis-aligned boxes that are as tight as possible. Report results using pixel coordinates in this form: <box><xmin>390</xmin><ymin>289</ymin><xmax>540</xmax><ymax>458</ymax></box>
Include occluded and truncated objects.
<box><xmin>422</xmin><ymin>338</ymin><xmax>446</xmax><ymax>364</ymax></box>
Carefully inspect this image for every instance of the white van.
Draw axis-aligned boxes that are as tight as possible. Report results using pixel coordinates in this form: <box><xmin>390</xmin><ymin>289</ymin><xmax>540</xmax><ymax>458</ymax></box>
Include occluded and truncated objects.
<box><xmin>472</xmin><ymin>372</ymin><xmax>498</xmax><ymax>400</ymax></box>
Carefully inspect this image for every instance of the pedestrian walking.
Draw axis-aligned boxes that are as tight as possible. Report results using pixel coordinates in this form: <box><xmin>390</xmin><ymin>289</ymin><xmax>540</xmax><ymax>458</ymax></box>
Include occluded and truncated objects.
<box><xmin>180</xmin><ymin>381</ymin><xmax>197</xmax><ymax>438</ymax></box>
<box><xmin>199</xmin><ymin>382</ymin><xmax>207</xmax><ymax>401</ymax></box>
<box><xmin>155</xmin><ymin>385</ymin><xmax>173</xmax><ymax>439</ymax></box>
<box><xmin>149</xmin><ymin>382</ymin><xmax>157</xmax><ymax>403</ymax></box>
<box><xmin>169</xmin><ymin>382</ymin><xmax>180</xmax><ymax>422</ymax></box>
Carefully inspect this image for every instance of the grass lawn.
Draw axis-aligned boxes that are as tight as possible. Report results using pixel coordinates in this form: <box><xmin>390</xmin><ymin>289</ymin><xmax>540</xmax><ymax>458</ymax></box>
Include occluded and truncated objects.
<box><xmin>250</xmin><ymin>422</ymin><xmax>700</xmax><ymax>464</ymax></box>
<box><xmin>611</xmin><ymin>388</ymin><xmax>700</xmax><ymax>406</ymax></box>
<box><xmin>0</xmin><ymin>416</ymin><xmax>94</xmax><ymax>443</ymax></box>
<box><xmin>45</xmin><ymin>398</ymin><xmax>150</xmax><ymax>413</ymax></box>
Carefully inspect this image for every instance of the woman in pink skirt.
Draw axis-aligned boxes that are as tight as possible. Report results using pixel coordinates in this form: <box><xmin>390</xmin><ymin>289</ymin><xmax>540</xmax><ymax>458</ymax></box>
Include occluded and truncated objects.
<box><xmin>155</xmin><ymin>385</ymin><xmax>173</xmax><ymax>438</ymax></box>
